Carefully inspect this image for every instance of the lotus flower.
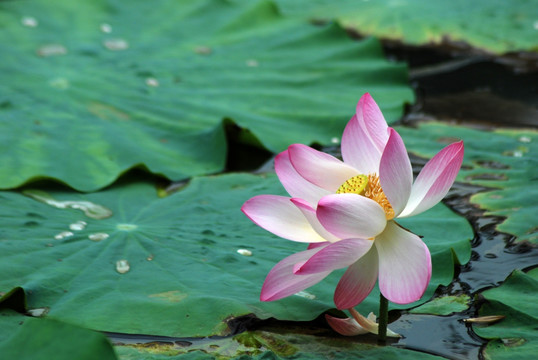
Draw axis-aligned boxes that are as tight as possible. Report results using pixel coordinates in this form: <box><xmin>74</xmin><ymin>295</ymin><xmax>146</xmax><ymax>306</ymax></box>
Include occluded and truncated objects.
<box><xmin>242</xmin><ymin>93</ymin><xmax>464</xmax><ymax>309</ymax></box>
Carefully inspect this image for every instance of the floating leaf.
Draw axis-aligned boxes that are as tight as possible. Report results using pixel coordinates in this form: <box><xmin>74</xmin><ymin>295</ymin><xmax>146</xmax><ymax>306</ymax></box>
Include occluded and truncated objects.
<box><xmin>0</xmin><ymin>310</ymin><xmax>117</xmax><ymax>360</ymax></box>
<box><xmin>410</xmin><ymin>295</ymin><xmax>470</xmax><ymax>316</ymax></box>
<box><xmin>275</xmin><ymin>0</ymin><xmax>538</xmax><ymax>54</ymax></box>
<box><xmin>0</xmin><ymin>0</ymin><xmax>413</xmax><ymax>191</ymax></box>
<box><xmin>396</xmin><ymin>122</ymin><xmax>538</xmax><ymax>244</ymax></box>
<box><xmin>473</xmin><ymin>268</ymin><xmax>538</xmax><ymax>359</ymax></box>
<box><xmin>0</xmin><ymin>173</ymin><xmax>471</xmax><ymax>337</ymax></box>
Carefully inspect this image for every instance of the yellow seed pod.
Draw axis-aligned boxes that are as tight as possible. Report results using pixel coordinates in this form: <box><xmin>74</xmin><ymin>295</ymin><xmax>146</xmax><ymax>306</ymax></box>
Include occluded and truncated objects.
<box><xmin>336</xmin><ymin>174</ymin><xmax>368</xmax><ymax>195</ymax></box>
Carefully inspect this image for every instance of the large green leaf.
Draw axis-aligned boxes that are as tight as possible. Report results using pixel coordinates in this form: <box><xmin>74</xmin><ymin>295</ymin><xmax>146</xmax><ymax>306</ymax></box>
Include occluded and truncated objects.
<box><xmin>0</xmin><ymin>0</ymin><xmax>413</xmax><ymax>191</ymax></box>
<box><xmin>473</xmin><ymin>268</ymin><xmax>538</xmax><ymax>359</ymax></box>
<box><xmin>0</xmin><ymin>310</ymin><xmax>117</xmax><ymax>360</ymax></box>
<box><xmin>0</xmin><ymin>173</ymin><xmax>471</xmax><ymax>337</ymax></box>
<box><xmin>396</xmin><ymin>122</ymin><xmax>538</xmax><ymax>244</ymax></box>
<box><xmin>275</xmin><ymin>0</ymin><xmax>538</xmax><ymax>54</ymax></box>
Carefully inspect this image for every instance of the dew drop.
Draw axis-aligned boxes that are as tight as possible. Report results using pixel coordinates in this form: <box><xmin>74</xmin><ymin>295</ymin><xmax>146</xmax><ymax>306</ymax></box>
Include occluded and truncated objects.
<box><xmin>294</xmin><ymin>290</ymin><xmax>316</xmax><ymax>300</ymax></box>
<box><xmin>21</xmin><ymin>16</ymin><xmax>38</xmax><ymax>27</ymax></box>
<box><xmin>27</xmin><ymin>307</ymin><xmax>49</xmax><ymax>317</ymax></box>
<box><xmin>23</xmin><ymin>190</ymin><xmax>113</xmax><ymax>219</ymax></box>
<box><xmin>116</xmin><ymin>260</ymin><xmax>130</xmax><ymax>274</ymax></box>
<box><xmin>145</xmin><ymin>77</ymin><xmax>159</xmax><ymax>87</ymax></box>
<box><xmin>103</xmin><ymin>38</ymin><xmax>129</xmax><ymax>51</ymax></box>
<box><xmin>69</xmin><ymin>220</ymin><xmax>87</xmax><ymax>231</ymax></box>
<box><xmin>37</xmin><ymin>44</ymin><xmax>67</xmax><ymax>57</ymax></box>
<box><xmin>237</xmin><ymin>249</ymin><xmax>252</xmax><ymax>256</ymax></box>
<box><xmin>100</xmin><ymin>23</ymin><xmax>112</xmax><ymax>33</ymax></box>
<box><xmin>518</xmin><ymin>136</ymin><xmax>531</xmax><ymax>143</ymax></box>
<box><xmin>246</xmin><ymin>59</ymin><xmax>259</xmax><ymax>67</ymax></box>
<box><xmin>88</xmin><ymin>232</ymin><xmax>109</xmax><ymax>242</ymax></box>
<box><xmin>503</xmin><ymin>149</ymin><xmax>524</xmax><ymax>157</ymax></box>
<box><xmin>146</xmin><ymin>254</ymin><xmax>154</xmax><ymax>261</ymax></box>
<box><xmin>331</xmin><ymin>137</ymin><xmax>340</xmax><ymax>144</ymax></box>
<box><xmin>54</xmin><ymin>231</ymin><xmax>74</xmax><ymax>240</ymax></box>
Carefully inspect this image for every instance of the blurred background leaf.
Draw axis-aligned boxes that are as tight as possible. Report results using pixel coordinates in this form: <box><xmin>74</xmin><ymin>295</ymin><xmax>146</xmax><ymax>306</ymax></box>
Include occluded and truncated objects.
<box><xmin>0</xmin><ymin>0</ymin><xmax>412</xmax><ymax>191</ymax></box>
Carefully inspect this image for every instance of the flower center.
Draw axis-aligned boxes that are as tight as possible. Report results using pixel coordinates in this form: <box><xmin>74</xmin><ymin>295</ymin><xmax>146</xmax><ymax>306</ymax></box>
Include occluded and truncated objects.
<box><xmin>336</xmin><ymin>174</ymin><xmax>395</xmax><ymax>220</ymax></box>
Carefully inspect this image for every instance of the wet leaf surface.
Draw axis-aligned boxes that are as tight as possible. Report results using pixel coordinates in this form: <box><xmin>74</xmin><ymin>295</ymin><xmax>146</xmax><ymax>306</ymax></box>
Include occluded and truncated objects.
<box><xmin>473</xmin><ymin>268</ymin><xmax>538</xmax><ymax>359</ymax></box>
<box><xmin>0</xmin><ymin>310</ymin><xmax>117</xmax><ymax>360</ymax></box>
<box><xmin>0</xmin><ymin>0</ymin><xmax>412</xmax><ymax>191</ymax></box>
<box><xmin>0</xmin><ymin>173</ymin><xmax>471</xmax><ymax>337</ymax></box>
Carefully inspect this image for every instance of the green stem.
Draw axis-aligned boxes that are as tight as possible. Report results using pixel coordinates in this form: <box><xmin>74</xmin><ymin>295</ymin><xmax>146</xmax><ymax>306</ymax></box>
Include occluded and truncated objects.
<box><xmin>378</xmin><ymin>293</ymin><xmax>388</xmax><ymax>344</ymax></box>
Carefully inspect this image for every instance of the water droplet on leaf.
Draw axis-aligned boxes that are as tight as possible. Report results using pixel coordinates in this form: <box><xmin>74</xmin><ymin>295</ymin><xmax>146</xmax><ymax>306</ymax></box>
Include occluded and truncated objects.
<box><xmin>54</xmin><ymin>231</ymin><xmax>74</xmax><ymax>240</ymax></box>
<box><xmin>23</xmin><ymin>190</ymin><xmax>113</xmax><ymax>219</ymax></box>
<box><xmin>100</xmin><ymin>23</ymin><xmax>112</xmax><ymax>33</ymax></box>
<box><xmin>145</xmin><ymin>77</ymin><xmax>159</xmax><ymax>87</ymax></box>
<box><xmin>69</xmin><ymin>220</ymin><xmax>87</xmax><ymax>231</ymax></box>
<box><xmin>21</xmin><ymin>16</ymin><xmax>38</xmax><ymax>27</ymax></box>
<box><xmin>246</xmin><ymin>59</ymin><xmax>258</xmax><ymax>67</ymax></box>
<box><xmin>103</xmin><ymin>38</ymin><xmax>129</xmax><ymax>51</ymax></box>
<box><xmin>37</xmin><ymin>44</ymin><xmax>67</xmax><ymax>57</ymax></box>
<box><xmin>294</xmin><ymin>290</ymin><xmax>316</xmax><ymax>300</ymax></box>
<box><xmin>237</xmin><ymin>249</ymin><xmax>252</xmax><ymax>256</ymax></box>
<box><xmin>116</xmin><ymin>260</ymin><xmax>130</xmax><ymax>274</ymax></box>
<box><xmin>27</xmin><ymin>307</ymin><xmax>49</xmax><ymax>317</ymax></box>
<box><xmin>88</xmin><ymin>232</ymin><xmax>109</xmax><ymax>242</ymax></box>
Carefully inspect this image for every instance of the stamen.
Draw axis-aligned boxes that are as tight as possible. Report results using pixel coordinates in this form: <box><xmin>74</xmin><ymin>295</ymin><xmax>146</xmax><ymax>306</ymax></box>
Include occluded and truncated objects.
<box><xmin>336</xmin><ymin>173</ymin><xmax>394</xmax><ymax>220</ymax></box>
<box><xmin>365</xmin><ymin>174</ymin><xmax>394</xmax><ymax>220</ymax></box>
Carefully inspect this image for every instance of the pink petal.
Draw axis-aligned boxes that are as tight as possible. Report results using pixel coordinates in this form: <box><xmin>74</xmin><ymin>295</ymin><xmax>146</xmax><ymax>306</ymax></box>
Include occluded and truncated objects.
<box><xmin>288</xmin><ymin>144</ymin><xmax>358</xmax><ymax>193</ymax></box>
<box><xmin>294</xmin><ymin>238</ymin><xmax>374</xmax><ymax>275</ymax></box>
<box><xmin>375</xmin><ymin>221</ymin><xmax>432</xmax><ymax>304</ymax></box>
<box><xmin>327</xmin><ymin>310</ymin><xmax>400</xmax><ymax>337</ymax></box>
<box><xmin>349</xmin><ymin>309</ymin><xmax>401</xmax><ymax>337</ymax></box>
<box><xmin>399</xmin><ymin>141</ymin><xmax>464</xmax><ymax>218</ymax></box>
<box><xmin>275</xmin><ymin>150</ymin><xmax>331</xmax><ymax>206</ymax></box>
<box><xmin>260</xmin><ymin>247</ymin><xmax>331</xmax><ymax>301</ymax></box>
<box><xmin>334</xmin><ymin>246</ymin><xmax>378</xmax><ymax>309</ymax></box>
<box><xmin>290</xmin><ymin>198</ymin><xmax>339</xmax><ymax>242</ymax></box>
<box><xmin>317</xmin><ymin>194</ymin><xmax>387</xmax><ymax>239</ymax></box>
<box><xmin>379</xmin><ymin>128</ymin><xmax>413</xmax><ymax>216</ymax></box>
<box><xmin>242</xmin><ymin>195</ymin><xmax>327</xmax><ymax>243</ymax></box>
<box><xmin>325</xmin><ymin>314</ymin><xmax>369</xmax><ymax>336</ymax></box>
<box><xmin>349</xmin><ymin>308</ymin><xmax>379</xmax><ymax>334</ymax></box>
<box><xmin>341</xmin><ymin>93</ymin><xmax>389</xmax><ymax>174</ymax></box>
